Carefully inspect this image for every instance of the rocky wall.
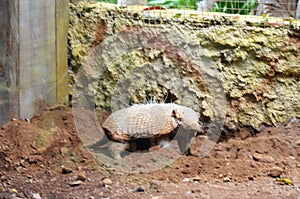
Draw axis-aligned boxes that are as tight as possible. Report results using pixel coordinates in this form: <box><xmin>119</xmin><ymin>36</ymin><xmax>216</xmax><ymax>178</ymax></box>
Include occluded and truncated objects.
<box><xmin>69</xmin><ymin>1</ymin><xmax>300</xmax><ymax>131</ymax></box>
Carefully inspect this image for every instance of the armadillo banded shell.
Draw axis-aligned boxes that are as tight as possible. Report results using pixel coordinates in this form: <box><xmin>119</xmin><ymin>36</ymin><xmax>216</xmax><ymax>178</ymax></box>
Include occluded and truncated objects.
<box><xmin>102</xmin><ymin>104</ymin><xmax>181</xmax><ymax>142</ymax></box>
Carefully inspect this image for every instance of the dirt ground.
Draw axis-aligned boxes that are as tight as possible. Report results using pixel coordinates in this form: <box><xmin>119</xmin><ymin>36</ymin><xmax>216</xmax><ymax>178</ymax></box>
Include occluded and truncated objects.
<box><xmin>0</xmin><ymin>107</ymin><xmax>300</xmax><ymax>198</ymax></box>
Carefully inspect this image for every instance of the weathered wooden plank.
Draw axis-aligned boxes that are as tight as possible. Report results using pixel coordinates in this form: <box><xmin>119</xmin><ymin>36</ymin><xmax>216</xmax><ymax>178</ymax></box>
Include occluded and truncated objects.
<box><xmin>0</xmin><ymin>0</ymin><xmax>69</xmax><ymax>124</ymax></box>
<box><xmin>0</xmin><ymin>0</ymin><xmax>19</xmax><ymax>125</ymax></box>
<box><xmin>19</xmin><ymin>45</ymin><xmax>56</xmax><ymax>90</ymax></box>
<box><xmin>19</xmin><ymin>0</ymin><xmax>57</xmax><ymax>119</ymax></box>
<box><xmin>20</xmin><ymin>82</ymin><xmax>57</xmax><ymax>118</ymax></box>
<box><xmin>56</xmin><ymin>0</ymin><xmax>69</xmax><ymax>105</ymax></box>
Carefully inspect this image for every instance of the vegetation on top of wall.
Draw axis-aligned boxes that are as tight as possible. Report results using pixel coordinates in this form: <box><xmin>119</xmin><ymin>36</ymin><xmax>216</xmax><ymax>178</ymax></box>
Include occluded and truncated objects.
<box><xmin>95</xmin><ymin>0</ymin><xmax>259</xmax><ymax>13</ymax></box>
<box><xmin>147</xmin><ymin>0</ymin><xmax>197</xmax><ymax>9</ymax></box>
<box><xmin>96</xmin><ymin>0</ymin><xmax>198</xmax><ymax>9</ymax></box>
<box><xmin>211</xmin><ymin>0</ymin><xmax>258</xmax><ymax>15</ymax></box>
<box><xmin>96</xmin><ymin>0</ymin><xmax>118</xmax><ymax>4</ymax></box>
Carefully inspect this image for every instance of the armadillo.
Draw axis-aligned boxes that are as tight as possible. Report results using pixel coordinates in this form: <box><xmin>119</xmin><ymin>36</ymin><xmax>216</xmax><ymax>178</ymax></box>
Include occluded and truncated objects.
<box><xmin>101</xmin><ymin>103</ymin><xmax>202</xmax><ymax>159</ymax></box>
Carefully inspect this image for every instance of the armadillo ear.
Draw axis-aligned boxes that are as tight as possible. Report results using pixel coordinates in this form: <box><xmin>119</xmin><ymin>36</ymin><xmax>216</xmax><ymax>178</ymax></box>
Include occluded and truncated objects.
<box><xmin>172</xmin><ymin>108</ymin><xmax>182</xmax><ymax>121</ymax></box>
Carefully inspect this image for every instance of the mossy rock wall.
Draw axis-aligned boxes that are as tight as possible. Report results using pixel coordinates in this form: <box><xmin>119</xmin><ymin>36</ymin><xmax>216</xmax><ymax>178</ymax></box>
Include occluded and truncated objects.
<box><xmin>69</xmin><ymin>2</ymin><xmax>300</xmax><ymax>130</ymax></box>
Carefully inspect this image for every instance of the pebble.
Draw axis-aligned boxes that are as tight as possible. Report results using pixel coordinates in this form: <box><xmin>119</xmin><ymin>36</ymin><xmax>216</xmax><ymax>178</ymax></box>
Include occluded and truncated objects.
<box><xmin>62</xmin><ymin>115</ymin><xmax>68</xmax><ymax>120</ymax></box>
<box><xmin>223</xmin><ymin>177</ymin><xmax>231</xmax><ymax>182</ymax></box>
<box><xmin>32</xmin><ymin>193</ymin><xmax>42</xmax><ymax>199</ymax></box>
<box><xmin>268</xmin><ymin>166</ymin><xmax>283</xmax><ymax>178</ymax></box>
<box><xmin>102</xmin><ymin>178</ymin><xmax>113</xmax><ymax>185</ymax></box>
<box><xmin>252</xmin><ymin>153</ymin><xmax>274</xmax><ymax>163</ymax></box>
<box><xmin>149</xmin><ymin>145</ymin><xmax>161</xmax><ymax>152</ymax></box>
<box><xmin>149</xmin><ymin>180</ymin><xmax>161</xmax><ymax>189</ymax></box>
<box><xmin>248</xmin><ymin>176</ymin><xmax>254</xmax><ymax>181</ymax></box>
<box><xmin>185</xmin><ymin>191</ymin><xmax>192</xmax><ymax>195</ymax></box>
<box><xmin>134</xmin><ymin>186</ymin><xmax>145</xmax><ymax>192</ymax></box>
<box><xmin>181</xmin><ymin>169</ymin><xmax>191</xmax><ymax>174</ymax></box>
<box><xmin>77</xmin><ymin>172</ymin><xmax>87</xmax><ymax>181</ymax></box>
<box><xmin>182</xmin><ymin>178</ymin><xmax>191</xmax><ymax>182</ymax></box>
<box><xmin>61</xmin><ymin>166</ymin><xmax>73</xmax><ymax>174</ymax></box>
<box><xmin>192</xmin><ymin>176</ymin><xmax>201</xmax><ymax>182</ymax></box>
<box><xmin>68</xmin><ymin>180</ymin><xmax>84</xmax><ymax>187</ymax></box>
<box><xmin>10</xmin><ymin>193</ymin><xmax>22</xmax><ymax>199</ymax></box>
<box><xmin>60</xmin><ymin>147</ymin><xmax>69</xmax><ymax>156</ymax></box>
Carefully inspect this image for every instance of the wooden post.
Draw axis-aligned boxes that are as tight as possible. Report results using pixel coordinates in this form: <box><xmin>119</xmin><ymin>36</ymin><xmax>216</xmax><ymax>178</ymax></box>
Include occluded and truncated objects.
<box><xmin>0</xmin><ymin>0</ymin><xmax>19</xmax><ymax>124</ymax></box>
<box><xmin>296</xmin><ymin>0</ymin><xmax>300</xmax><ymax>19</ymax></box>
<box><xmin>56</xmin><ymin>0</ymin><xmax>69</xmax><ymax>105</ymax></box>
<box><xmin>19</xmin><ymin>0</ymin><xmax>57</xmax><ymax>118</ymax></box>
<box><xmin>0</xmin><ymin>0</ymin><xmax>69</xmax><ymax>125</ymax></box>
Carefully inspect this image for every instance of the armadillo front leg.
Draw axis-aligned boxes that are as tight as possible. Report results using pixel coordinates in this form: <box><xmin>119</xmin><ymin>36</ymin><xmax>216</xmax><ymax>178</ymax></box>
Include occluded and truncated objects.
<box><xmin>108</xmin><ymin>141</ymin><xmax>129</xmax><ymax>160</ymax></box>
<box><xmin>157</xmin><ymin>139</ymin><xmax>172</xmax><ymax>148</ymax></box>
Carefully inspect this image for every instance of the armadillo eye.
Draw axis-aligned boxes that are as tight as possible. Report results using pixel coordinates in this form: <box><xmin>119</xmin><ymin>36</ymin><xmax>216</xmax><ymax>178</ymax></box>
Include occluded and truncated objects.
<box><xmin>171</xmin><ymin>109</ymin><xmax>182</xmax><ymax>121</ymax></box>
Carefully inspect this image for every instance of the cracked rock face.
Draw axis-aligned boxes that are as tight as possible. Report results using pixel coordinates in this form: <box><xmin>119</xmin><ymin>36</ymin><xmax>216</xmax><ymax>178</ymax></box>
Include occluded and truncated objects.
<box><xmin>69</xmin><ymin>1</ymin><xmax>300</xmax><ymax>130</ymax></box>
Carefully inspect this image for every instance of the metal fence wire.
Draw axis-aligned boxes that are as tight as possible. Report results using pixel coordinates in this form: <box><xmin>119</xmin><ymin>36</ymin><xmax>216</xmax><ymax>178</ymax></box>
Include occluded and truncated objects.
<box><xmin>94</xmin><ymin>0</ymin><xmax>300</xmax><ymax>19</ymax></box>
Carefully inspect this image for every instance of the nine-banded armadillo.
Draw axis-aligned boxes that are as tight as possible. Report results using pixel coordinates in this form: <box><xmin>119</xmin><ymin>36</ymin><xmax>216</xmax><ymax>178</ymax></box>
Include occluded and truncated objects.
<box><xmin>101</xmin><ymin>103</ymin><xmax>202</xmax><ymax>159</ymax></box>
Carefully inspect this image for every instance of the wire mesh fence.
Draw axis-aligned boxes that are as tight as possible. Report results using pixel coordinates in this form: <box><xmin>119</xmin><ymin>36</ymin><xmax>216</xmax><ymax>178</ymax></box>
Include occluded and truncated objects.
<box><xmin>78</xmin><ymin>0</ymin><xmax>300</xmax><ymax>30</ymax></box>
<box><xmin>93</xmin><ymin>0</ymin><xmax>300</xmax><ymax>19</ymax></box>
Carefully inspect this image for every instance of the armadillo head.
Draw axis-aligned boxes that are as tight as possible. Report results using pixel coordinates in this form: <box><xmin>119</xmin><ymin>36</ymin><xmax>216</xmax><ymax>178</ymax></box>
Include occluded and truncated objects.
<box><xmin>177</xmin><ymin>106</ymin><xmax>202</xmax><ymax>132</ymax></box>
<box><xmin>172</xmin><ymin>105</ymin><xmax>202</xmax><ymax>154</ymax></box>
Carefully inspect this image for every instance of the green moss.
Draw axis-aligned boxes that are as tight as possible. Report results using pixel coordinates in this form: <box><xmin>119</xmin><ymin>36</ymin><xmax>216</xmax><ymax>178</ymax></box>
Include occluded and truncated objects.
<box><xmin>35</xmin><ymin>127</ymin><xmax>58</xmax><ymax>148</ymax></box>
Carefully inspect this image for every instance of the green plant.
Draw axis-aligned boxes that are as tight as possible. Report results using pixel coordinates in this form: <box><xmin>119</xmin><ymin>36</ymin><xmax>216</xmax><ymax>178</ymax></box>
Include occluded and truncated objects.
<box><xmin>96</xmin><ymin>0</ymin><xmax>118</xmax><ymax>4</ymax></box>
<box><xmin>148</xmin><ymin>0</ymin><xmax>197</xmax><ymax>9</ymax></box>
<box><xmin>211</xmin><ymin>0</ymin><xmax>257</xmax><ymax>15</ymax></box>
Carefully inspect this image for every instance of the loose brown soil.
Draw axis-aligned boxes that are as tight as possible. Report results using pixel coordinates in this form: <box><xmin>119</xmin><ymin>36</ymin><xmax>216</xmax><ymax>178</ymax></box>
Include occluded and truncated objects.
<box><xmin>0</xmin><ymin>107</ymin><xmax>299</xmax><ymax>198</ymax></box>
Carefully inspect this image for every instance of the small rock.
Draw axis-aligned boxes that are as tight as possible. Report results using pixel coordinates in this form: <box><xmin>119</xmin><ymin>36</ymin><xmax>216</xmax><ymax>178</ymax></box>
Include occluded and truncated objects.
<box><xmin>4</xmin><ymin>157</ymin><xmax>12</xmax><ymax>164</ymax></box>
<box><xmin>182</xmin><ymin>178</ymin><xmax>191</xmax><ymax>182</ymax></box>
<box><xmin>50</xmin><ymin>104</ymin><xmax>66</xmax><ymax>111</ymax></box>
<box><xmin>149</xmin><ymin>145</ymin><xmax>161</xmax><ymax>152</ymax></box>
<box><xmin>77</xmin><ymin>172</ymin><xmax>87</xmax><ymax>181</ymax></box>
<box><xmin>191</xmin><ymin>189</ymin><xmax>201</xmax><ymax>193</ymax></box>
<box><xmin>10</xmin><ymin>193</ymin><xmax>22</xmax><ymax>199</ymax></box>
<box><xmin>32</xmin><ymin>193</ymin><xmax>42</xmax><ymax>199</ymax></box>
<box><xmin>181</xmin><ymin>169</ymin><xmax>191</xmax><ymax>174</ymax></box>
<box><xmin>268</xmin><ymin>166</ymin><xmax>283</xmax><ymax>178</ymax></box>
<box><xmin>248</xmin><ymin>176</ymin><xmax>254</xmax><ymax>181</ymax></box>
<box><xmin>134</xmin><ymin>186</ymin><xmax>145</xmax><ymax>192</ymax></box>
<box><xmin>223</xmin><ymin>177</ymin><xmax>231</xmax><ymax>182</ymax></box>
<box><xmin>102</xmin><ymin>178</ymin><xmax>113</xmax><ymax>185</ymax></box>
<box><xmin>149</xmin><ymin>180</ymin><xmax>161</xmax><ymax>189</ymax></box>
<box><xmin>289</xmin><ymin>156</ymin><xmax>295</xmax><ymax>160</ymax></box>
<box><xmin>68</xmin><ymin>180</ymin><xmax>84</xmax><ymax>187</ymax></box>
<box><xmin>60</xmin><ymin>147</ymin><xmax>69</xmax><ymax>156</ymax></box>
<box><xmin>61</xmin><ymin>166</ymin><xmax>73</xmax><ymax>174</ymax></box>
<box><xmin>62</xmin><ymin>115</ymin><xmax>68</xmax><ymax>121</ymax></box>
<box><xmin>252</xmin><ymin>153</ymin><xmax>274</xmax><ymax>163</ymax></box>
<box><xmin>28</xmin><ymin>155</ymin><xmax>42</xmax><ymax>164</ymax></box>
<box><xmin>192</xmin><ymin>176</ymin><xmax>201</xmax><ymax>182</ymax></box>
<box><xmin>185</xmin><ymin>191</ymin><xmax>192</xmax><ymax>195</ymax></box>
